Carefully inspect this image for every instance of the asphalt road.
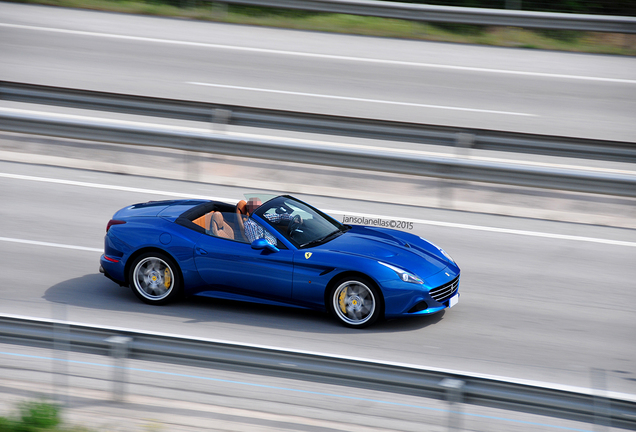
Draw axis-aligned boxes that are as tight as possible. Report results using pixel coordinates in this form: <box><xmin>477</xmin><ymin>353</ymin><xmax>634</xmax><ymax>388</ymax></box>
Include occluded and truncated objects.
<box><xmin>1</xmin><ymin>2</ymin><xmax>635</xmax><ymax>419</ymax></box>
<box><xmin>1</xmin><ymin>160</ymin><xmax>635</xmax><ymax>398</ymax></box>
<box><xmin>1</xmin><ymin>2</ymin><xmax>636</xmax><ymax>142</ymax></box>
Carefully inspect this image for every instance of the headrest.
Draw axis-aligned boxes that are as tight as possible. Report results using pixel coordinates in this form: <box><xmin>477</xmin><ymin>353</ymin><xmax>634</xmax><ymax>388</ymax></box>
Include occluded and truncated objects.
<box><xmin>212</xmin><ymin>211</ymin><xmax>224</xmax><ymax>228</ymax></box>
<box><xmin>236</xmin><ymin>200</ymin><xmax>247</xmax><ymax>216</ymax></box>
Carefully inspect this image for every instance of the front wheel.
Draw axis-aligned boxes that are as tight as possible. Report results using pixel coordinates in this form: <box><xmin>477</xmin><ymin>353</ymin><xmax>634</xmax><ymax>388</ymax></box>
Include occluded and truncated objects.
<box><xmin>129</xmin><ymin>252</ymin><xmax>182</xmax><ymax>305</ymax></box>
<box><xmin>329</xmin><ymin>277</ymin><xmax>382</xmax><ymax>328</ymax></box>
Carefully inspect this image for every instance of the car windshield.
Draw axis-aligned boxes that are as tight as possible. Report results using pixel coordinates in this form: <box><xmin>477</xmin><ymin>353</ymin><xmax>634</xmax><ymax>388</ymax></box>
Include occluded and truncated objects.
<box><xmin>254</xmin><ymin>196</ymin><xmax>347</xmax><ymax>248</ymax></box>
<box><xmin>244</xmin><ymin>193</ymin><xmax>277</xmax><ymax>204</ymax></box>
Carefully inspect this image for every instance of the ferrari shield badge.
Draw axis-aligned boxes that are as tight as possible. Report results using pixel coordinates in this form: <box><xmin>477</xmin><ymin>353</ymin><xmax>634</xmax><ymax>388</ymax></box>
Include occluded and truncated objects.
<box><xmin>305</xmin><ymin>252</ymin><xmax>312</xmax><ymax>259</ymax></box>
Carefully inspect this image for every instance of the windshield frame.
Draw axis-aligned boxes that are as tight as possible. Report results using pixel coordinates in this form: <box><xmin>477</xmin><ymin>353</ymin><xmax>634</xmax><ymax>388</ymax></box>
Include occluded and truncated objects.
<box><xmin>253</xmin><ymin>195</ymin><xmax>346</xmax><ymax>249</ymax></box>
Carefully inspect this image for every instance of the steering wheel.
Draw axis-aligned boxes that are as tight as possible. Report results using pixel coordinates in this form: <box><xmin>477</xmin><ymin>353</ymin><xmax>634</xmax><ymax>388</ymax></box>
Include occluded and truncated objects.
<box><xmin>287</xmin><ymin>215</ymin><xmax>303</xmax><ymax>238</ymax></box>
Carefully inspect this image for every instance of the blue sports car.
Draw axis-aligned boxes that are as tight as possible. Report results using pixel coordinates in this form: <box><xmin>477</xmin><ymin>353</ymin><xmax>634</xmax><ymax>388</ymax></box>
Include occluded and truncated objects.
<box><xmin>100</xmin><ymin>195</ymin><xmax>460</xmax><ymax>328</ymax></box>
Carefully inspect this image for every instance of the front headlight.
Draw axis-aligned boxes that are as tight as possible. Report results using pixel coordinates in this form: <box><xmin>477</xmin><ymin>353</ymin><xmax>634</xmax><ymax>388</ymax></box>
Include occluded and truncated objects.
<box><xmin>378</xmin><ymin>262</ymin><xmax>424</xmax><ymax>284</ymax></box>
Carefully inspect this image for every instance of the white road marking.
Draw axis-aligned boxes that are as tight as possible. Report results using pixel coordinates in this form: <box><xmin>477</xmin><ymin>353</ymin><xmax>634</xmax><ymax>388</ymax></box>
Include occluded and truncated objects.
<box><xmin>0</xmin><ymin>237</ymin><xmax>102</xmax><ymax>252</ymax></box>
<box><xmin>2</xmin><ymin>23</ymin><xmax>634</xmax><ymax>84</ymax></box>
<box><xmin>187</xmin><ymin>82</ymin><xmax>535</xmax><ymax>116</ymax></box>
<box><xmin>0</xmin><ymin>172</ymin><xmax>224</xmax><ymax>200</ymax></box>
<box><xmin>2</xmin><ymin>172</ymin><xmax>635</xmax><ymax>248</ymax></box>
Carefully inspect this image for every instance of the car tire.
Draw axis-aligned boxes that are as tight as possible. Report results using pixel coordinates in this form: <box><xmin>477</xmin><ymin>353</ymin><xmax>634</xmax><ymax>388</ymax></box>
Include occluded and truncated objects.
<box><xmin>329</xmin><ymin>277</ymin><xmax>382</xmax><ymax>328</ymax></box>
<box><xmin>129</xmin><ymin>252</ymin><xmax>182</xmax><ymax>305</ymax></box>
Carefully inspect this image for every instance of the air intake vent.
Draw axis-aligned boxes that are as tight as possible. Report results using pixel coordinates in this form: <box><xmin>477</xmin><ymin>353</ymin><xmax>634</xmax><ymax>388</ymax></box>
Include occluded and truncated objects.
<box><xmin>429</xmin><ymin>276</ymin><xmax>459</xmax><ymax>303</ymax></box>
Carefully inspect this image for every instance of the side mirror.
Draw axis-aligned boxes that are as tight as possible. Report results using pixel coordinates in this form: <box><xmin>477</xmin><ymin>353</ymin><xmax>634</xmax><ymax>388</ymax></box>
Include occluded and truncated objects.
<box><xmin>251</xmin><ymin>238</ymin><xmax>279</xmax><ymax>253</ymax></box>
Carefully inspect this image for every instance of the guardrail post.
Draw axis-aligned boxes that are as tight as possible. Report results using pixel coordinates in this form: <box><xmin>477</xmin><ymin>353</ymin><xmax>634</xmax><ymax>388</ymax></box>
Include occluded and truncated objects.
<box><xmin>184</xmin><ymin>150</ymin><xmax>200</xmax><ymax>182</ymax></box>
<box><xmin>591</xmin><ymin>368</ymin><xmax>610</xmax><ymax>432</ymax></box>
<box><xmin>52</xmin><ymin>303</ymin><xmax>69</xmax><ymax>407</ymax></box>
<box><xmin>455</xmin><ymin>132</ymin><xmax>474</xmax><ymax>156</ymax></box>
<box><xmin>212</xmin><ymin>108</ymin><xmax>232</xmax><ymax>133</ymax></box>
<box><xmin>106</xmin><ymin>336</ymin><xmax>132</xmax><ymax>402</ymax></box>
<box><xmin>440</xmin><ymin>378</ymin><xmax>465</xmax><ymax>431</ymax></box>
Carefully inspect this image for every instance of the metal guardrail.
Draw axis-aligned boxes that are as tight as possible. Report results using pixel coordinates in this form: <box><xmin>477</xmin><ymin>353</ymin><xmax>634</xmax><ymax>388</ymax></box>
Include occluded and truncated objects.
<box><xmin>2</xmin><ymin>81</ymin><xmax>635</xmax><ymax>163</ymax></box>
<box><xmin>0</xmin><ymin>315</ymin><xmax>635</xmax><ymax>429</ymax></box>
<box><xmin>2</xmin><ymin>107</ymin><xmax>636</xmax><ymax>197</ymax></box>
<box><xmin>212</xmin><ymin>0</ymin><xmax>636</xmax><ymax>33</ymax></box>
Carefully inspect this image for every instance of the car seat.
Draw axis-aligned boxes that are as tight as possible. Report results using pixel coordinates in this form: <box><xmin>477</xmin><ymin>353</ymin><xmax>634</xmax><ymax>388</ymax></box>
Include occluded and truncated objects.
<box><xmin>210</xmin><ymin>212</ymin><xmax>234</xmax><ymax>239</ymax></box>
<box><xmin>235</xmin><ymin>200</ymin><xmax>249</xmax><ymax>241</ymax></box>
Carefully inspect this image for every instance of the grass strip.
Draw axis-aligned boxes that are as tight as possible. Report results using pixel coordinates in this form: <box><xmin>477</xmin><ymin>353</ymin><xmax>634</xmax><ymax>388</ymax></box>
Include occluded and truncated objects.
<box><xmin>8</xmin><ymin>0</ymin><xmax>636</xmax><ymax>55</ymax></box>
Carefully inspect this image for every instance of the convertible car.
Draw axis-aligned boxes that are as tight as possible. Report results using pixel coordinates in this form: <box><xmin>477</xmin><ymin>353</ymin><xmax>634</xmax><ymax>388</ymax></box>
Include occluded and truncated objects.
<box><xmin>100</xmin><ymin>195</ymin><xmax>460</xmax><ymax>327</ymax></box>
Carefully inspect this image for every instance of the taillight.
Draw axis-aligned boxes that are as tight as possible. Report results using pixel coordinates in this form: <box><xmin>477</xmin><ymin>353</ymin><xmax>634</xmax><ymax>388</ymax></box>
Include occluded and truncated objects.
<box><xmin>106</xmin><ymin>219</ymin><xmax>126</xmax><ymax>232</ymax></box>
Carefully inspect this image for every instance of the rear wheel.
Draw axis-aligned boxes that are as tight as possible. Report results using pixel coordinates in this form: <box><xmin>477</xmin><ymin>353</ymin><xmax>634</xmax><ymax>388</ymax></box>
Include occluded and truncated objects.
<box><xmin>129</xmin><ymin>252</ymin><xmax>181</xmax><ymax>305</ymax></box>
<box><xmin>329</xmin><ymin>277</ymin><xmax>382</xmax><ymax>328</ymax></box>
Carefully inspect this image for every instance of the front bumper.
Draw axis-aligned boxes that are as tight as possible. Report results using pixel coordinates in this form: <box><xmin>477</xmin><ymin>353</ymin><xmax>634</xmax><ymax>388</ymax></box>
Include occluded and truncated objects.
<box><xmin>383</xmin><ymin>271</ymin><xmax>460</xmax><ymax>318</ymax></box>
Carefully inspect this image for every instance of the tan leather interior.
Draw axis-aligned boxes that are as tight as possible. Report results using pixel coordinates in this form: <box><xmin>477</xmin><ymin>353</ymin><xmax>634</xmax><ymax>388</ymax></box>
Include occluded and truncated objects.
<box><xmin>192</xmin><ymin>214</ymin><xmax>208</xmax><ymax>229</ymax></box>
<box><xmin>211</xmin><ymin>211</ymin><xmax>234</xmax><ymax>239</ymax></box>
<box><xmin>235</xmin><ymin>200</ymin><xmax>248</xmax><ymax>241</ymax></box>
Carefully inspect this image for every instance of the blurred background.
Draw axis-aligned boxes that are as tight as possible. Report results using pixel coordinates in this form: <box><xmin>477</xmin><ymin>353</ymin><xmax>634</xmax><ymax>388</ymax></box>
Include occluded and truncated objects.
<box><xmin>0</xmin><ymin>0</ymin><xmax>635</xmax><ymax>430</ymax></box>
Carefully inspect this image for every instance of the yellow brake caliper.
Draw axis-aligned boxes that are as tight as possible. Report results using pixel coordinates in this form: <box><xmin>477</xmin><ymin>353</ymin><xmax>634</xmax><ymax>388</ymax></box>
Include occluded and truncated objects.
<box><xmin>164</xmin><ymin>268</ymin><xmax>172</xmax><ymax>289</ymax></box>
<box><xmin>339</xmin><ymin>287</ymin><xmax>348</xmax><ymax>314</ymax></box>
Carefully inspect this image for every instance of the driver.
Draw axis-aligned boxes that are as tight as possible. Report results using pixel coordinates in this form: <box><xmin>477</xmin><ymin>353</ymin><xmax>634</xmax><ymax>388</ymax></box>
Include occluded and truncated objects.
<box><xmin>243</xmin><ymin>197</ymin><xmax>301</xmax><ymax>245</ymax></box>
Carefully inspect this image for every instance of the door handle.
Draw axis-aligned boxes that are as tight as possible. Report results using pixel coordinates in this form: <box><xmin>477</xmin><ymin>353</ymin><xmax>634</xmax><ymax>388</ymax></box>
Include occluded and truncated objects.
<box><xmin>196</xmin><ymin>247</ymin><xmax>208</xmax><ymax>256</ymax></box>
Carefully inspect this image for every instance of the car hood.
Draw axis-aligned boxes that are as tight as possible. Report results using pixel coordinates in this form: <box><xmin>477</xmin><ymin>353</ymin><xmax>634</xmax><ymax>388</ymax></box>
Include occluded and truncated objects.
<box><xmin>320</xmin><ymin>225</ymin><xmax>452</xmax><ymax>278</ymax></box>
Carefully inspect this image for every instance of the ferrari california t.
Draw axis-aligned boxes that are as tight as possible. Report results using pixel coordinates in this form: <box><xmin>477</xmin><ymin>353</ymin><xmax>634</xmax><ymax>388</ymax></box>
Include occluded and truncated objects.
<box><xmin>100</xmin><ymin>195</ymin><xmax>460</xmax><ymax>328</ymax></box>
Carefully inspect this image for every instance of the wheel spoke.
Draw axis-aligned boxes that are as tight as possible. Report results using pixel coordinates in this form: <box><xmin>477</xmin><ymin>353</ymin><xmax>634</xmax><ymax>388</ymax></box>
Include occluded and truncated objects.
<box><xmin>133</xmin><ymin>256</ymin><xmax>175</xmax><ymax>301</ymax></box>
<box><xmin>333</xmin><ymin>279</ymin><xmax>377</xmax><ymax>326</ymax></box>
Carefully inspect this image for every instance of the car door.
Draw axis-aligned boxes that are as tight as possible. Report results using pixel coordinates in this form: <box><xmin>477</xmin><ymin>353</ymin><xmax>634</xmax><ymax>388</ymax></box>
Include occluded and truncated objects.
<box><xmin>193</xmin><ymin>224</ymin><xmax>293</xmax><ymax>301</ymax></box>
